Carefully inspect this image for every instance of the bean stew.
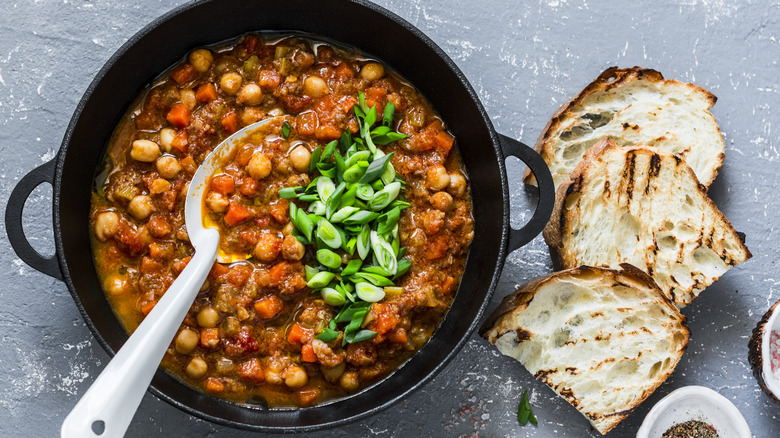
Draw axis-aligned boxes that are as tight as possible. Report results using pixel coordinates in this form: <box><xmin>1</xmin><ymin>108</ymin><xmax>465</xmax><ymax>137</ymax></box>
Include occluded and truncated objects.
<box><xmin>90</xmin><ymin>33</ymin><xmax>473</xmax><ymax>407</ymax></box>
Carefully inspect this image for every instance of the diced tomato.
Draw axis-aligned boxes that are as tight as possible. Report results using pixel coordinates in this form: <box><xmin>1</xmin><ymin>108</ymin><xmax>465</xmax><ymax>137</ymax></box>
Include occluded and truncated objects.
<box><xmin>364</xmin><ymin>86</ymin><xmax>387</xmax><ymax>109</ymax></box>
<box><xmin>337</xmin><ymin>95</ymin><xmax>357</xmax><ymax>112</ymax></box>
<box><xmin>224</xmin><ymin>201</ymin><xmax>251</xmax><ymax>226</ymax></box>
<box><xmin>237</xmin><ymin>358</ymin><xmax>265</xmax><ymax>383</ymax></box>
<box><xmin>146</xmin><ymin>215</ymin><xmax>171</xmax><ymax>238</ymax></box>
<box><xmin>297</xmin><ymin>388</ymin><xmax>320</xmax><ymax>406</ymax></box>
<box><xmin>166</xmin><ymin>103</ymin><xmax>191</xmax><ymax>128</ymax></box>
<box><xmin>226</xmin><ymin>264</ymin><xmax>253</xmax><ymax>286</ymax></box>
<box><xmin>209</xmin><ymin>262</ymin><xmax>230</xmax><ymax>279</ymax></box>
<box><xmin>287</xmin><ymin>323</ymin><xmax>312</xmax><ymax>345</ymax></box>
<box><xmin>171</xmin><ymin>256</ymin><xmax>191</xmax><ymax>275</ymax></box>
<box><xmin>315</xmin><ymin>124</ymin><xmax>340</xmax><ymax>141</ymax></box>
<box><xmin>200</xmin><ymin>328</ymin><xmax>220</xmax><ymax>349</ymax></box>
<box><xmin>268</xmin><ymin>199</ymin><xmax>289</xmax><ymax>224</ymax></box>
<box><xmin>372</xmin><ymin>305</ymin><xmax>399</xmax><ymax>337</ymax></box>
<box><xmin>254</xmin><ymin>295</ymin><xmax>285</xmax><ymax>320</ymax></box>
<box><xmin>169</xmin><ymin>63</ymin><xmax>197</xmax><ymax>85</ymax></box>
<box><xmin>387</xmin><ymin>328</ymin><xmax>408</xmax><ymax>344</ymax></box>
<box><xmin>223</xmin><ymin>326</ymin><xmax>259</xmax><ymax>357</ymax></box>
<box><xmin>204</xmin><ymin>377</ymin><xmax>224</xmax><ymax>393</ymax></box>
<box><xmin>140</xmin><ymin>256</ymin><xmax>164</xmax><ymax>274</ymax></box>
<box><xmin>148</xmin><ymin>242</ymin><xmax>174</xmax><ymax>261</ymax></box>
<box><xmin>241</xmin><ymin>34</ymin><xmax>260</xmax><ymax>53</ymax></box>
<box><xmin>115</xmin><ymin>222</ymin><xmax>145</xmax><ymax>256</ymax></box>
<box><xmin>195</xmin><ymin>83</ymin><xmax>217</xmax><ymax>102</ymax></box>
<box><xmin>301</xmin><ymin>343</ymin><xmax>317</xmax><ymax>362</ymax></box>
<box><xmin>424</xmin><ymin>235</ymin><xmax>448</xmax><ymax>260</ymax></box>
<box><xmin>221</xmin><ymin>111</ymin><xmax>238</xmax><ymax>134</ymax></box>
<box><xmin>210</xmin><ymin>174</ymin><xmax>235</xmax><ymax>195</ymax></box>
<box><xmin>441</xmin><ymin>276</ymin><xmax>457</xmax><ymax>294</ymax></box>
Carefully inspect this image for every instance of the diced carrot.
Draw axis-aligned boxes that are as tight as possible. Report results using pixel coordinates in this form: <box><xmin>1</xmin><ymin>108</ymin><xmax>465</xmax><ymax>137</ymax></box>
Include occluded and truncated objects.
<box><xmin>335</xmin><ymin>62</ymin><xmax>355</xmax><ymax>80</ymax></box>
<box><xmin>200</xmin><ymin>328</ymin><xmax>220</xmax><ymax>349</ymax></box>
<box><xmin>268</xmin><ymin>261</ymin><xmax>288</xmax><ymax>286</ymax></box>
<box><xmin>365</xmin><ymin>86</ymin><xmax>387</xmax><ymax>103</ymax></box>
<box><xmin>424</xmin><ymin>235</ymin><xmax>448</xmax><ymax>260</ymax></box>
<box><xmin>301</xmin><ymin>343</ymin><xmax>317</xmax><ymax>363</ymax></box>
<box><xmin>434</xmin><ymin>130</ymin><xmax>454</xmax><ymax>154</ymax></box>
<box><xmin>287</xmin><ymin>323</ymin><xmax>312</xmax><ymax>345</ymax></box>
<box><xmin>315</xmin><ymin>124</ymin><xmax>341</xmax><ymax>141</ymax></box>
<box><xmin>204</xmin><ymin>377</ymin><xmax>224</xmax><ymax>394</ymax></box>
<box><xmin>171</xmin><ymin>130</ymin><xmax>189</xmax><ymax>154</ymax></box>
<box><xmin>239</xmin><ymin>177</ymin><xmax>259</xmax><ymax>196</ymax></box>
<box><xmin>170</xmin><ymin>63</ymin><xmax>197</xmax><ymax>85</ymax></box>
<box><xmin>148</xmin><ymin>242</ymin><xmax>174</xmax><ymax>261</ymax></box>
<box><xmin>224</xmin><ymin>201</ymin><xmax>252</xmax><ymax>226</ymax></box>
<box><xmin>140</xmin><ymin>256</ymin><xmax>164</xmax><ymax>274</ymax></box>
<box><xmin>295</xmin><ymin>111</ymin><xmax>318</xmax><ymax>136</ymax></box>
<box><xmin>221</xmin><ymin>111</ymin><xmax>238</xmax><ymax>134</ymax></box>
<box><xmin>254</xmin><ymin>295</ymin><xmax>284</xmax><ymax>320</ymax></box>
<box><xmin>226</xmin><ymin>264</ymin><xmax>253</xmax><ymax>287</ymax></box>
<box><xmin>166</xmin><ymin>103</ymin><xmax>191</xmax><ymax>128</ymax></box>
<box><xmin>337</xmin><ymin>95</ymin><xmax>357</xmax><ymax>112</ymax></box>
<box><xmin>179</xmin><ymin>154</ymin><xmax>196</xmax><ymax>173</ymax></box>
<box><xmin>172</xmin><ymin>256</ymin><xmax>191</xmax><ymax>275</ymax></box>
<box><xmin>297</xmin><ymin>388</ymin><xmax>320</xmax><ymax>406</ymax></box>
<box><xmin>147</xmin><ymin>215</ymin><xmax>171</xmax><ymax>238</ymax></box>
<box><xmin>209</xmin><ymin>262</ymin><xmax>230</xmax><ymax>279</ymax></box>
<box><xmin>237</xmin><ymin>358</ymin><xmax>265</xmax><ymax>383</ymax></box>
<box><xmin>441</xmin><ymin>276</ymin><xmax>457</xmax><ymax>294</ymax></box>
<box><xmin>140</xmin><ymin>300</ymin><xmax>156</xmax><ymax>316</ymax></box>
<box><xmin>210</xmin><ymin>174</ymin><xmax>235</xmax><ymax>195</ymax></box>
<box><xmin>195</xmin><ymin>83</ymin><xmax>217</xmax><ymax>102</ymax></box>
<box><xmin>374</xmin><ymin>311</ymin><xmax>399</xmax><ymax>337</ymax></box>
<box><xmin>268</xmin><ymin>199</ymin><xmax>289</xmax><ymax>224</ymax></box>
<box><xmin>387</xmin><ymin>328</ymin><xmax>408</xmax><ymax>344</ymax></box>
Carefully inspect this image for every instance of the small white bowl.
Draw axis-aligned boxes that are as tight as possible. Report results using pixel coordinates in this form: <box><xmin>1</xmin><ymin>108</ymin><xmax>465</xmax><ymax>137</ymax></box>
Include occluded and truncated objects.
<box><xmin>636</xmin><ymin>386</ymin><xmax>751</xmax><ymax>438</ymax></box>
<box><xmin>748</xmin><ymin>298</ymin><xmax>780</xmax><ymax>402</ymax></box>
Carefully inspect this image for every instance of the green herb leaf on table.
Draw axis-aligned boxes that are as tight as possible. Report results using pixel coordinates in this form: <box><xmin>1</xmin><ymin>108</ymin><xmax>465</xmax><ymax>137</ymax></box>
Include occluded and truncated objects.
<box><xmin>517</xmin><ymin>391</ymin><xmax>537</xmax><ymax>426</ymax></box>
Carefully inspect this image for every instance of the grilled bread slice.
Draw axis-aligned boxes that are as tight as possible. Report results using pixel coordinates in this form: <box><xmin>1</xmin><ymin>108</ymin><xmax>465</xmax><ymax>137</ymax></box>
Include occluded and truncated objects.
<box><xmin>480</xmin><ymin>265</ymin><xmax>689</xmax><ymax>435</ymax></box>
<box><xmin>523</xmin><ymin>66</ymin><xmax>725</xmax><ymax>188</ymax></box>
<box><xmin>544</xmin><ymin>139</ymin><xmax>751</xmax><ymax>306</ymax></box>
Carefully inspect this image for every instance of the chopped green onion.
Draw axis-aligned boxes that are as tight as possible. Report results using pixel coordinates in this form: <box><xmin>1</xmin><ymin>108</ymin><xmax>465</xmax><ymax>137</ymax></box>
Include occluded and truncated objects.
<box><xmin>353</xmin><ymin>272</ymin><xmax>394</xmax><ymax>287</ymax></box>
<box><xmin>382</xmin><ymin>101</ymin><xmax>395</xmax><ymax>127</ymax></box>
<box><xmin>281</xmin><ymin>121</ymin><xmax>291</xmax><ymax>139</ymax></box>
<box><xmin>317</xmin><ymin>163</ymin><xmax>337</xmax><ymax>178</ymax></box>
<box><xmin>359</xmin><ymin>152</ymin><xmax>394</xmax><ymax>184</ymax></box>
<box><xmin>298</xmin><ymin>193</ymin><xmax>319</xmax><ymax>203</ymax></box>
<box><xmin>369</xmin><ymin>181</ymin><xmax>401</xmax><ymax>211</ymax></box>
<box><xmin>345</xmin><ymin>237</ymin><xmax>357</xmax><ymax>255</ymax></box>
<box><xmin>342</xmin><ymin>210</ymin><xmax>378</xmax><ymax>225</ymax></box>
<box><xmin>345</xmin><ymin>150</ymin><xmax>370</xmax><ymax>169</ymax></box>
<box><xmin>372</xmin><ymin>131</ymin><xmax>408</xmax><ymax>146</ymax></box>
<box><xmin>305</xmin><ymin>265</ymin><xmax>319</xmax><ymax>281</ymax></box>
<box><xmin>308</xmin><ymin>200</ymin><xmax>326</xmax><ymax>215</ymax></box>
<box><xmin>338</xmin><ymin>131</ymin><xmax>351</xmax><ymax>154</ymax></box>
<box><xmin>370</xmin><ymin>230</ymin><xmax>397</xmax><ymax>275</ymax></box>
<box><xmin>317</xmin><ymin>219</ymin><xmax>343</xmax><ymax>249</ymax></box>
<box><xmin>317</xmin><ymin>176</ymin><xmax>336</xmax><ymax>202</ymax></box>
<box><xmin>346</xmin><ymin>329</ymin><xmax>377</xmax><ymax>344</ymax></box>
<box><xmin>321</xmin><ymin>287</ymin><xmax>346</xmax><ymax>306</ymax></box>
<box><xmin>315</xmin><ymin>327</ymin><xmax>339</xmax><ymax>343</ymax></box>
<box><xmin>342</xmin><ymin>259</ymin><xmax>362</xmax><ymax>276</ymax></box>
<box><xmin>393</xmin><ymin>259</ymin><xmax>412</xmax><ymax>279</ymax></box>
<box><xmin>376</xmin><ymin>206</ymin><xmax>401</xmax><ymax>235</ymax></box>
<box><xmin>357</xmin><ymin>224</ymin><xmax>371</xmax><ymax>260</ymax></box>
<box><xmin>321</xmin><ymin>140</ymin><xmax>337</xmax><ymax>163</ymax></box>
<box><xmin>307</xmin><ymin>271</ymin><xmax>336</xmax><ymax>289</ymax></box>
<box><xmin>331</xmin><ymin>206</ymin><xmax>360</xmax><ymax>223</ymax></box>
<box><xmin>278</xmin><ymin>186</ymin><xmax>301</xmax><ymax>199</ymax></box>
<box><xmin>360</xmin><ymin>265</ymin><xmax>391</xmax><ymax>277</ymax></box>
<box><xmin>371</xmin><ymin>125</ymin><xmax>391</xmax><ymax>136</ymax></box>
<box><xmin>343</xmin><ymin>164</ymin><xmax>367</xmax><ymax>183</ymax></box>
<box><xmin>356</xmin><ymin>184</ymin><xmax>374</xmax><ymax>201</ymax></box>
<box><xmin>381</xmin><ymin>160</ymin><xmax>396</xmax><ymax>185</ymax></box>
<box><xmin>309</xmin><ymin>145</ymin><xmax>322</xmax><ymax>173</ymax></box>
<box><xmin>355</xmin><ymin>282</ymin><xmax>385</xmax><ymax>302</ymax></box>
<box><xmin>316</xmin><ymin>249</ymin><xmax>342</xmax><ymax>269</ymax></box>
<box><xmin>334</xmin><ymin>151</ymin><xmax>345</xmax><ymax>183</ymax></box>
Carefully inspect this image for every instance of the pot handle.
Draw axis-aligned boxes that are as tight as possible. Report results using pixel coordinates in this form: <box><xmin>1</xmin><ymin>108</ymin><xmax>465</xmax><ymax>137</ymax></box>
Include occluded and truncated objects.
<box><xmin>497</xmin><ymin>134</ymin><xmax>555</xmax><ymax>252</ymax></box>
<box><xmin>5</xmin><ymin>159</ymin><xmax>63</xmax><ymax>280</ymax></box>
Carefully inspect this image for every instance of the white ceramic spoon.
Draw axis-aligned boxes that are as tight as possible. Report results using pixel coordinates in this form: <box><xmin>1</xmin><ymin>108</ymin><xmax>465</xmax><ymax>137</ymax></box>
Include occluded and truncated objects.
<box><xmin>61</xmin><ymin>118</ymin><xmax>280</xmax><ymax>438</ymax></box>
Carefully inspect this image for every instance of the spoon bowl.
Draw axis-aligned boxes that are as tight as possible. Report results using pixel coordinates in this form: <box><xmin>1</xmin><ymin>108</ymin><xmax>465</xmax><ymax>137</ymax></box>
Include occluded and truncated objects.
<box><xmin>61</xmin><ymin>117</ymin><xmax>280</xmax><ymax>438</ymax></box>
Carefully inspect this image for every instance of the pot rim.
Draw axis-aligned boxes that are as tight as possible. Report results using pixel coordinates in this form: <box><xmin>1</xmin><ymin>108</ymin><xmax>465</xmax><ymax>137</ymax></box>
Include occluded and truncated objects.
<box><xmin>48</xmin><ymin>0</ymin><xmax>513</xmax><ymax>432</ymax></box>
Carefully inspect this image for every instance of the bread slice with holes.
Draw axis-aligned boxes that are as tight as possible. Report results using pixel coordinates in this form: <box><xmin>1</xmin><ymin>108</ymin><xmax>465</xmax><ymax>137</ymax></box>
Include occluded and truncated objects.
<box><xmin>544</xmin><ymin>139</ymin><xmax>751</xmax><ymax>306</ymax></box>
<box><xmin>523</xmin><ymin>66</ymin><xmax>725</xmax><ymax>188</ymax></box>
<box><xmin>480</xmin><ymin>265</ymin><xmax>689</xmax><ymax>435</ymax></box>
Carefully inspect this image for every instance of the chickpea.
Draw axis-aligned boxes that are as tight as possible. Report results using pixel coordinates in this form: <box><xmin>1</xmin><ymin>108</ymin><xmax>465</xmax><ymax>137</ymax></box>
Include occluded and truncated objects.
<box><xmin>283</xmin><ymin>365</ymin><xmax>309</xmax><ymax>389</ymax></box>
<box><xmin>265</xmin><ymin>370</ymin><xmax>282</xmax><ymax>385</ymax></box>
<box><xmin>149</xmin><ymin>178</ymin><xmax>171</xmax><ymax>195</ymax></box>
<box><xmin>447</xmin><ymin>172</ymin><xmax>467</xmax><ymax>197</ymax></box>
<box><xmin>360</xmin><ymin>62</ymin><xmax>385</xmax><ymax>81</ymax></box>
<box><xmin>281</xmin><ymin>234</ymin><xmax>305</xmax><ymax>260</ymax></box>
<box><xmin>431</xmin><ymin>191</ymin><xmax>453</xmax><ymax>211</ymax></box>
<box><xmin>246</xmin><ymin>153</ymin><xmax>272</xmax><ymax>179</ymax></box>
<box><xmin>189</xmin><ymin>49</ymin><xmax>214</xmax><ymax>73</ymax></box>
<box><xmin>282</xmin><ymin>222</ymin><xmax>295</xmax><ymax>235</ymax></box>
<box><xmin>159</xmin><ymin>128</ymin><xmax>175</xmax><ymax>152</ymax></box>
<box><xmin>254</xmin><ymin>232</ymin><xmax>281</xmax><ymax>262</ymax></box>
<box><xmin>156</xmin><ymin>155</ymin><xmax>182</xmax><ymax>179</ymax></box>
<box><xmin>94</xmin><ymin>211</ymin><xmax>119</xmax><ymax>241</ymax></box>
<box><xmin>219</xmin><ymin>72</ymin><xmax>243</xmax><ymax>95</ymax></box>
<box><xmin>104</xmin><ymin>275</ymin><xmax>129</xmax><ymax>296</ymax></box>
<box><xmin>236</xmin><ymin>83</ymin><xmax>263</xmax><ymax>105</ymax></box>
<box><xmin>426</xmin><ymin>165</ymin><xmax>450</xmax><ymax>191</ymax></box>
<box><xmin>303</xmin><ymin>76</ymin><xmax>329</xmax><ymax>98</ymax></box>
<box><xmin>128</xmin><ymin>195</ymin><xmax>154</xmax><ymax>220</ymax></box>
<box><xmin>185</xmin><ymin>357</ymin><xmax>208</xmax><ymax>379</ymax></box>
<box><xmin>288</xmin><ymin>145</ymin><xmax>311</xmax><ymax>173</ymax></box>
<box><xmin>320</xmin><ymin>362</ymin><xmax>346</xmax><ymax>383</ymax></box>
<box><xmin>205</xmin><ymin>192</ymin><xmax>229</xmax><ymax>213</ymax></box>
<box><xmin>175</xmin><ymin>328</ymin><xmax>200</xmax><ymax>354</ymax></box>
<box><xmin>340</xmin><ymin>370</ymin><xmax>359</xmax><ymax>391</ymax></box>
<box><xmin>130</xmin><ymin>139</ymin><xmax>161</xmax><ymax>162</ymax></box>
<box><xmin>197</xmin><ymin>307</ymin><xmax>220</xmax><ymax>328</ymax></box>
<box><xmin>180</xmin><ymin>89</ymin><xmax>197</xmax><ymax>110</ymax></box>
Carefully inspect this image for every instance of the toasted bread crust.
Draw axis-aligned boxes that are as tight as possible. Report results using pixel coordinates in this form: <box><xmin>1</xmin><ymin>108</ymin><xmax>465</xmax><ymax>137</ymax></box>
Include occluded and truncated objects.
<box><xmin>481</xmin><ymin>265</ymin><xmax>690</xmax><ymax>434</ymax></box>
<box><xmin>544</xmin><ymin>139</ymin><xmax>751</xmax><ymax>306</ymax></box>
<box><xmin>524</xmin><ymin>66</ymin><xmax>723</xmax><ymax>188</ymax></box>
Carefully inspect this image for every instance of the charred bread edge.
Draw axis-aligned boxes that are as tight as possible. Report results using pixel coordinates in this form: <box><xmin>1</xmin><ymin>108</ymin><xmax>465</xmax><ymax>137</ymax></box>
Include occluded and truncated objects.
<box><xmin>523</xmin><ymin>66</ymin><xmax>722</xmax><ymax>188</ymax></box>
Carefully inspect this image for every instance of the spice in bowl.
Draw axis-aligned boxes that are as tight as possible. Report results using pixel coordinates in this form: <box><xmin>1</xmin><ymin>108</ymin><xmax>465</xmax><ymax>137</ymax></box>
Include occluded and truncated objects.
<box><xmin>662</xmin><ymin>420</ymin><xmax>718</xmax><ymax>438</ymax></box>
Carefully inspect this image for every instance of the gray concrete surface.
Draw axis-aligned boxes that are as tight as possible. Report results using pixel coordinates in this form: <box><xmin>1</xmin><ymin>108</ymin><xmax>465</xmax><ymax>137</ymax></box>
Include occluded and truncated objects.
<box><xmin>1</xmin><ymin>0</ymin><xmax>778</xmax><ymax>436</ymax></box>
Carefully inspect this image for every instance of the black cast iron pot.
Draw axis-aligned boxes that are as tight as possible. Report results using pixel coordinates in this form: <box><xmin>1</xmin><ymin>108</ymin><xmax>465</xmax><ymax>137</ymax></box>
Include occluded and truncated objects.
<box><xmin>5</xmin><ymin>0</ymin><xmax>555</xmax><ymax>432</ymax></box>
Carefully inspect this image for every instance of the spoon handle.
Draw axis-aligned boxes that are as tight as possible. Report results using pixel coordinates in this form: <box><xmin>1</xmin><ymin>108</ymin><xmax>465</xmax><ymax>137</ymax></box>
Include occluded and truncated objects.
<box><xmin>61</xmin><ymin>235</ymin><xmax>218</xmax><ymax>438</ymax></box>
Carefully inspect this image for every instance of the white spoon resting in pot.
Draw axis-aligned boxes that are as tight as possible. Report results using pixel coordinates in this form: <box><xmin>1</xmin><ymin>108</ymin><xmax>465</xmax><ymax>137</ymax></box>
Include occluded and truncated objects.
<box><xmin>61</xmin><ymin>117</ymin><xmax>282</xmax><ymax>438</ymax></box>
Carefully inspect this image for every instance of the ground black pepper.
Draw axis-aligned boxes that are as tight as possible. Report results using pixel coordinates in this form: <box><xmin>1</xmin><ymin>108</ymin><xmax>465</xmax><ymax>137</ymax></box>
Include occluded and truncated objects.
<box><xmin>662</xmin><ymin>420</ymin><xmax>719</xmax><ymax>438</ymax></box>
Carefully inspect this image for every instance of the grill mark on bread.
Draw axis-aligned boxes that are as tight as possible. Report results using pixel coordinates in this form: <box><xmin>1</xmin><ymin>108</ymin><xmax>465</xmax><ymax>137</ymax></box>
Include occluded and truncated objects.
<box><xmin>624</xmin><ymin>152</ymin><xmax>636</xmax><ymax>200</ymax></box>
<box><xmin>515</xmin><ymin>328</ymin><xmax>532</xmax><ymax>343</ymax></box>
